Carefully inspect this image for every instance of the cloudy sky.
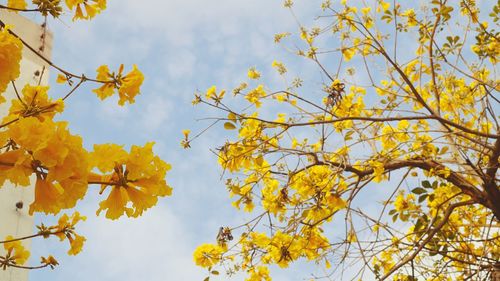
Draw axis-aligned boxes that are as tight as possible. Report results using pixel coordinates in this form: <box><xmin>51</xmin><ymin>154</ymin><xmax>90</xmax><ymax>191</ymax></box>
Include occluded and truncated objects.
<box><xmin>20</xmin><ymin>1</ymin><xmax>334</xmax><ymax>280</ymax></box>
<box><xmin>0</xmin><ymin>0</ymin><xmax>490</xmax><ymax>280</ymax></box>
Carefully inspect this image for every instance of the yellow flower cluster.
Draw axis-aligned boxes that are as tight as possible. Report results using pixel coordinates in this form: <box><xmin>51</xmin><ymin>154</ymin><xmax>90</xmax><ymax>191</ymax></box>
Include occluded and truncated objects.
<box><xmin>65</xmin><ymin>0</ymin><xmax>106</xmax><ymax>20</ymax></box>
<box><xmin>2</xmin><ymin>117</ymin><xmax>88</xmax><ymax>215</ymax></box>
<box><xmin>53</xmin><ymin>212</ymin><xmax>87</xmax><ymax>255</ymax></box>
<box><xmin>1</xmin><ymin>236</ymin><xmax>30</xmax><ymax>268</ymax></box>
<box><xmin>0</xmin><ymin>26</ymin><xmax>23</xmax><ymax>102</ymax></box>
<box><xmin>0</xmin><ymin>87</ymin><xmax>170</xmax><ymax>220</ymax></box>
<box><xmin>3</xmin><ymin>84</ymin><xmax>64</xmax><ymax>124</ymax></box>
<box><xmin>93</xmin><ymin>64</ymin><xmax>145</xmax><ymax>106</ymax></box>
<box><xmin>245</xmin><ymin>85</ymin><xmax>267</xmax><ymax>108</ymax></box>
<box><xmin>193</xmin><ymin>243</ymin><xmax>224</xmax><ymax>268</ymax></box>
<box><xmin>91</xmin><ymin>143</ymin><xmax>172</xmax><ymax>220</ymax></box>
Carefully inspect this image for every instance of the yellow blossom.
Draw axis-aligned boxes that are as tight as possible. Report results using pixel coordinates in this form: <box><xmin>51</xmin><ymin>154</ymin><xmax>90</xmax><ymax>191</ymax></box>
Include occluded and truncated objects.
<box><xmin>41</xmin><ymin>255</ymin><xmax>59</xmax><ymax>268</ymax></box>
<box><xmin>7</xmin><ymin>0</ymin><xmax>27</xmax><ymax>11</ymax></box>
<box><xmin>4</xmin><ymin>84</ymin><xmax>64</xmax><ymax>124</ymax></box>
<box><xmin>246</xmin><ymin>266</ymin><xmax>271</xmax><ymax>281</ymax></box>
<box><xmin>193</xmin><ymin>243</ymin><xmax>224</xmax><ymax>268</ymax></box>
<box><xmin>248</xmin><ymin>67</ymin><xmax>261</xmax><ymax>79</ymax></box>
<box><xmin>93</xmin><ymin>142</ymin><xmax>172</xmax><ymax>219</ymax></box>
<box><xmin>245</xmin><ymin>85</ymin><xmax>266</xmax><ymax>108</ymax></box>
<box><xmin>56</xmin><ymin>74</ymin><xmax>68</xmax><ymax>84</ymax></box>
<box><xmin>271</xmin><ymin>60</ymin><xmax>287</xmax><ymax>74</ymax></box>
<box><xmin>65</xmin><ymin>0</ymin><xmax>107</xmax><ymax>20</ymax></box>
<box><xmin>2</xmin><ymin>236</ymin><xmax>30</xmax><ymax>266</ymax></box>
<box><xmin>0</xmin><ymin>26</ymin><xmax>23</xmax><ymax>101</ymax></box>
<box><xmin>6</xmin><ymin>118</ymin><xmax>89</xmax><ymax>215</ymax></box>
<box><xmin>53</xmin><ymin>212</ymin><xmax>87</xmax><ymax>255</ymax></box>
<box><xmin>205</xmin><ymin>85</ymin><xmax>217</xmax><ymax>99</ymax></box>
<box><xmin>92</xmin><ymin>64</ymin><xmax>144</xmax><ymax>105</ymax></box>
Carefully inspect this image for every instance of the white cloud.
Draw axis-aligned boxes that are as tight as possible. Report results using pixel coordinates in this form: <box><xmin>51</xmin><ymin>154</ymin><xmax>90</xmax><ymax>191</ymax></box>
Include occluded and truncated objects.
<box><xmin>165</xmin><ymin>50</ymin><xmax>197</xmax><ymax>80</ymax></box>
<box><xmin>97</xmin><ymin>96</ymin><xmax>130</xmax><ymax>127</ymax></box>
<box><xmin>138</xmin><ymin>94</ymin><xmax>173</xmax><ymax>132</ymax></box>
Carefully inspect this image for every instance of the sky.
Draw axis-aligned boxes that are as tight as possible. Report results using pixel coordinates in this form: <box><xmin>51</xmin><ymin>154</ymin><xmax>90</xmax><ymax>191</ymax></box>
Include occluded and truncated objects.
<box><xmin>10</xmin><ymin>0</ymin><xmax>494</xmax><ymax>280</ymax></box>
<box><xmin>22</xmin><ymin>1</ymin><xmax>331</xmax><ymax>280</ymax></box>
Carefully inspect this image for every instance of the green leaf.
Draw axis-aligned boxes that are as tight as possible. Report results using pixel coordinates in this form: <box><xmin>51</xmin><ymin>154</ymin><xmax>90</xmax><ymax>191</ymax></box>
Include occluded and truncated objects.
<box><xmin>344</xmin><ymin>131</ymin><xmax>354</xmax><ymax>141</ymax></box>
<box><xmin>412</xmin><ymin>187</ymin><xmax>427</xmax><ymax>195</ymax></box>
<box><xmin>392</xmin><ymin>214</ymin><xmax>398</xmax><ymax>223</ymax></box>
<box><xmin>211</xmin><ymin>271</ymin><xmax>219</xmax><ymax>275</ymax></box>
<box><xmin>429</xmin><ymin>194</ymin><xmax>435</xmax><ymax>202</ymax></box>
<box><xmin>418</xmin><ymin>194</ymin><xmax>428</xmax><ymax>203</ymax></box>
<box><xmin>388</xmin><ymin>209</ymin><xmax>397</xmax><ymax>215</ymax></box>
<box><xmin>415</xmin><ymin>219</ymin><xmax>422</xmax><ymax>231</ymax></box>
<box><xmin>422</xmin><ymin>180</ymin><xmax>432</xmax><ymax>189</ymax></box>
<box><xmin>204</xmin><ymin>277</ymin><xmax>210</xmax><ymax>281</ymax></box>
<box><xmin>224</xmin><ymin>122</ymin><xmax>236</xmax><ymax>130</ymax></box>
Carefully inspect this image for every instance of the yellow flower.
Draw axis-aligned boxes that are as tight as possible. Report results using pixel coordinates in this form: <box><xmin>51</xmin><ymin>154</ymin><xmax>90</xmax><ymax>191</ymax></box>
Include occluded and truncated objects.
<box><xmin>341</xmin><ymin>47</ymin><xmax>355</xmax><ymax>62</ymax></box>
<box><xmin>361</xmin><ymin>6</ymin><xmax>371</xmax><ymax>15</ymax></box>
<box><xmin>65</xmin><ymin>0</ymin><xmax>106</xmax><ymax>20</ymax></box>
<box><xmin>402</xmin><ymin>9</ymin><xmax>418</xmax><ymax>27</ymax></box>
<box><xmin>93</xmin><ymin>142</ymin><xmax>172</xmax><ymax>219</ymax></box>
<box><xmin>31</xmin><ymin>178</ymin><xmax>64</xmax><ymax>215</ymax></box>
<box><xmin>245</xmin><ymin>85</ymin><xmax>266</xmax><ymax>108</ymax></box>
<box><xmin>53</xmin><ymin>212</ymin><xmax>87</xmax><ymax>255</ymax></box>
<box><xmin>41</xmin><ymin>255</ymin><xmax>59</xmax><ymax>268</ymax></box>
<box><xmin>0</xmin><ymin>26</ymin><xmax>23</xmax><ymax>101</ymax></box>
<box><xmin>0</xmin><ymin>149</ymin><xmax>32</xmax><ymax>187</ymax></box>
<box><xmin>4</xmin><ymin>84</ymin><xmax>64</xmax><ymax>124</ymax></box>
<box><xmin>56</xmin><ymin>74</ymin><xmax>68</xmax><ymax>84</ymax></box>
<box><xmin>394</xmin><ymin>193</ymin><xmax>417</xmax><ymax>213</ymax></box>
<box><xmin>3</xmin><ymin>235</ymin><xmax>30</xmax><ymax>266</ymax></box>
<box><xmin>266</xmin><ymin>231</ymin><xmax>302</xmax><ymax>268</ymax></box>
<box><xmin>205</xmin><ymin>85</ymin><xmax>217</xmax><ymax>99</ymax></box>
<box><xmin>246</xmin><ymin>266</ymin><xmax>271</xmax><ymax>281</ymax></box>
<box><xmin>92</xmin><ymin>64</ymin><xmax>144</xmax><ymax>106</ymax></box>
<box><xmin>7</xmin><ymin>0</ymin><xmax>27</xmax><ymax>11</ymax></box>
<box><xmin>193</xmin><ymin>243</ymin><xmax>224</xmax><ymax>268</ymax></box>
<box><xmin>117</xmin><ymin>64</ymin><xmax>144</xmax><ymax>105</ymax></box>
<box><xmin>93</xmin><ymin>65</ymin><xmax>115</xmax><ymax>99</ymax></box>
<box><xmin>91</xmin><ymin>144</ymin><xmax>128</xmax><ymax>173</ymax></box>
<box><xmin>271</xmin><ymin>60</ymin><xmax>287</xmax><ymax>74</ymax></box>
<box><xmin>67</xmin><ymin>234</ymin><xmax>86</xmax><ymax>255</ymax></box>
<box><xmin>378</xmin><ymin>1</ymin><xmax>390</xmax><ymax>12</ymax></box>
<box><xmin>248</xmin><ymin>67</ymin><xmax>261</xmax><ymax>79</ymax></box>
<box><xmin>366</xmin><ymin>160</ymin><xmax>386</xmax><ymax>183</ymax></box>
<box><xmin>7</xmin><ymin>118</ymin><xmax>89</xmax><ymax>215</ymax></box>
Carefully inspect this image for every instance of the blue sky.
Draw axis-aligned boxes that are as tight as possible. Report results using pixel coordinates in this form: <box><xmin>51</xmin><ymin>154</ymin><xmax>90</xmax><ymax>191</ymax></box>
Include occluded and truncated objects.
<box><xmin>23</xmin><ymin>1</ymin><xmax>330</xmax><ymax>280</ymax></box>
<box><xmin>15</xmin><ymin>0</ymin><xmax>495</xmax><ymax>280</ymax></box>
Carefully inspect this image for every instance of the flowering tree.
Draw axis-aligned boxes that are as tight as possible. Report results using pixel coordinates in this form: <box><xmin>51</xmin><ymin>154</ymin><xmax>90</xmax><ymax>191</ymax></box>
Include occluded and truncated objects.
<box><xmin>190</xmin><ymin>0</ymin><xmax>499</xmax><ymax>280</ymax></box>
<box><xmin>0</xmin><ymin>0</ymin><xmax>171</xmax><ymax>270</ymax></box>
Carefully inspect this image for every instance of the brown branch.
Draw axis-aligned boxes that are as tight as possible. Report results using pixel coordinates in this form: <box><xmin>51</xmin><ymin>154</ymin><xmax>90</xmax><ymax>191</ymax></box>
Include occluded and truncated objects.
<box><xmin>483</xmin><ymin>136</ymin><xmax>500</xmax><ymax>220</ymax></box>
<box><xmin>226</xmin><ymin>108</ymin><xmax>499</xmax><ymax>139</ymax></box>
<box><xmin>3</xmin><ymin>262</ymin><xmax>49</xmax><ymax>270</ymax></box>
<box><xmin>0</xmin><ymin>230</ymin><xmax>64</xmax><ymax>244</ymax></box>
<box><xmin>0</xmin><ymin>4</ymin><xmax>39</xmax><ymax>12</ymax></box>
<box><xmin>308</xmin><ymin>158</ymin><xmax>490</xmax><ymax>214</ymax></box>
<box><xmin>0</xmin><ymin>19</ymin><xmax>104</xmax><ymax>84</ymax></box>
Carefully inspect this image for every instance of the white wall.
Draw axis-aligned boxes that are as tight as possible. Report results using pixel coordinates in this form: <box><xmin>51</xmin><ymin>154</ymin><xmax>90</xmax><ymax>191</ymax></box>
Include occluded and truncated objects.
<box><xmin>0</xmin><ymin>10</ymin><xmax>52</xmax><ymax>281</ymax></box>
